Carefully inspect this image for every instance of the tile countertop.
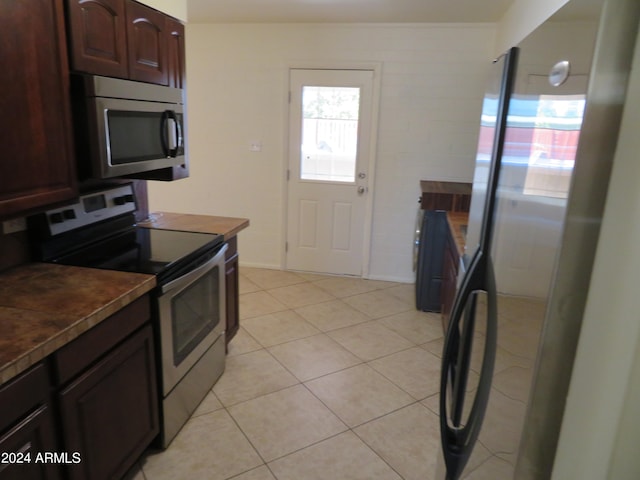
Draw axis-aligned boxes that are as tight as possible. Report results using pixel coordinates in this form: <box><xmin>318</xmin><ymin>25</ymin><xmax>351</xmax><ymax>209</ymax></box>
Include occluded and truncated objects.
<box><xmin>0</xmin><ymin>263</ymin><xmax>155</xmax><ymax>385</ymax></box>
<box><xmin>138</xmin><ymin>212</ymin><xmax>250</xmax><ymax>238</ymax></box>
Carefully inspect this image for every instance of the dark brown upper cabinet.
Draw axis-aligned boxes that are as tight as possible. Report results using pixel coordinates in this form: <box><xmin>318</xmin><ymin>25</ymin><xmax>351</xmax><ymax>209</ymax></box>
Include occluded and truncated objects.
<box><xmin>125</xmin><ymin>0</ymin><xmax>168</xmax><ymax>85</ymax></box>
<box><xmin>166</xmin><ymin>16</ymin><xmax>186</xmax><ymax>89</ymax></box>
<box><xmin>0</xmin><ymin>0</ymin><xmax>77</xmax><ymax>220</ymax></box>
<box><xmin>65</xmin><ymin>0</ymin><xmax>128</xmax><ymax>78</ymax></box>
<box><xmin>66</xmin><ymin>0</ymin><xmax>184</xmax><ymax>87</ymax></box>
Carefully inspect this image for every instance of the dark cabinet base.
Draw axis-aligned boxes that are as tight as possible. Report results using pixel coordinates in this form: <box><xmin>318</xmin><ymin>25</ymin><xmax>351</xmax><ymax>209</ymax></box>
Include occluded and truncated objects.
<box><xmin>441</xmin><ymin>228</ymin><xmax>460</xmax><ymax>333</ymax></box>
<box><xmin>0</xmin><ymin>405</ymin><xmax>62</xmax><ymax>480</ymax></box>
<box><xmin>225</xmin><ymin>237</ymin><xmax>240</xmax><ymax>346</ymax></box>
<box><xmin>1</xmin><ymin>298</ymin><xmax>158</xmax><ymax>480</ymax></box>
<box><xmin>415</xmin><ymin>210</ymin><xmax>447</xmax><ymax>312</ymax></box>
<box><xmin>58</xmin><ymin>325</ymin><xmax>158</xmax><ymax>480</ymax></box>
<box><xmin>0</xmin><ymin>364</ymin><xmax>61</xmax><ymax>480</ymax></box>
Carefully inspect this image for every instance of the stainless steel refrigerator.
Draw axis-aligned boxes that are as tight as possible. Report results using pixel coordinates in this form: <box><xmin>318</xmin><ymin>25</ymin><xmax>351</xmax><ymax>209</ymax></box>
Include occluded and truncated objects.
<box><xmin>437</xmin><ymin>0</ymin><xmax>640</xmax><ymax>478</ymax></box>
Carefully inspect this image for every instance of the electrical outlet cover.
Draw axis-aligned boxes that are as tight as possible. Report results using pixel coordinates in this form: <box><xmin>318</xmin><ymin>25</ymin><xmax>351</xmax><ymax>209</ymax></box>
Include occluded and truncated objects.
<box><xmin>2</xmin><ymin>218</ymin><xmax>27</xmax><ymax>234</ymax></box>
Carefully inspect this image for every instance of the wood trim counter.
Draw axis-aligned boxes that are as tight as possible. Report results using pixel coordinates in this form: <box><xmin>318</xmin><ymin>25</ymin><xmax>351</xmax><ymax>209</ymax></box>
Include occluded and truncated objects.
<box><xmin>138</xmin><ymin>212</ymin><xmax>250</xmax><ymax>239</ymax></box>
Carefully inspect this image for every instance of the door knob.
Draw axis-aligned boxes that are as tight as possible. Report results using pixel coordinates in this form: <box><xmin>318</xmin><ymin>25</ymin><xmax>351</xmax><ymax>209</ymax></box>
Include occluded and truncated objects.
<box><xmin>357</xmin><ymin>186</ymin><xmax>366</xmax><ymax>195</ymax></box>
<box><xmin>358</xmin><ymin>172</ymin><xmax>366</xmax><ymax>179</ymax></box>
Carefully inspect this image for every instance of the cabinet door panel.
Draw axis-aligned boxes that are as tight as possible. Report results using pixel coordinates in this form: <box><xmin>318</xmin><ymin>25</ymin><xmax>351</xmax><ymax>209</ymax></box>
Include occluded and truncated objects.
<box><xmin>0</xmin><ymin>0</ymin><xmax>77</xmax><ymax>219</ymax></box>
<box><xmin>0</xmin><ymin>406</ymin><xmax>62</xmax><ymax>480</ymax></box>
<box><xmin>166</xmin><ymin>16</ymin><xmax>185</xmax><ymax>89</ymax></box>
<box><xmin>66</xmin><ymin>0</ymin><xmax>128</xmax><ymax>78</ymax></box>
<box><xmin>0</xmin><ymin>363</ymin><xmax>61</xmax><ymax>480</ymax></box>
<box><xmin>126</xmin><ymin>0</ymin><xmax>168</xmax><ymax>85</ymax></box>
<box><xmin>225</xmin><ymin>251</ymin><xmax>240</xmax><ymax>345</ymax></box>
<box><xmin>59</xmin><ymin>325</ymin><xmax>159</xmax><ymax>480</ymax></box>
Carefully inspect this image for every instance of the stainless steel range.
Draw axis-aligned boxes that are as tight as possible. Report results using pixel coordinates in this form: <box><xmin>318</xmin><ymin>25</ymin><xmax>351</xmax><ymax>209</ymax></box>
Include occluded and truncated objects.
<box><xmin>29</xmin><ymin>183</ymin><xmax>226</xmax><ymax>448</ymax></box>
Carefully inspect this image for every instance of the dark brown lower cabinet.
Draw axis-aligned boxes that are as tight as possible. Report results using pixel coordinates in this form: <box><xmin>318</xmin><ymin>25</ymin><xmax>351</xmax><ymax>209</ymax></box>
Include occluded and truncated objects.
<box><xmin>0</xmin><ymin>364</ymin><xmax>62</xmax><ymax>480</ymax></box>
<box><xmin>225</xmin><ymin>237</ymin><xmax>240</xmax><ymax>346</ymax></box>
<box><xmin>58</xmin><ymin>325</ymin><xmax>159</xmax><ymax>480</ymax></box>
<box><xmin>0</xmin><ymin>406</ymin><xmax>62</xmax><ymax>480</ymax></box>
<box><xmin>441</xmin><ymin>226</ymin><xmax>460</xmax><ymax>333</ymax></box>
<box><xmin>0</xmin><ymin>297</ymin><xmax>159</xmax><ymax>480</ymax></box>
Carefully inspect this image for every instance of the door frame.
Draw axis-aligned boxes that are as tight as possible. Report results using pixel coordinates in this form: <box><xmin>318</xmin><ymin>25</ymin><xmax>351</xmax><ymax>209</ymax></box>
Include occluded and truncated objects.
<box><xmin>282</xmin><ymin>61</ymin><xmax>382</xmax><ymax>277</ymax></box>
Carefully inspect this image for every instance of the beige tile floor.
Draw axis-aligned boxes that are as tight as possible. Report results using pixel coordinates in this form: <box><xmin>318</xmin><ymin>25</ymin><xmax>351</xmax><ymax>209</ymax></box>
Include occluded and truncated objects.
<box><xmin>126</xmin><ymin>268</ymin><xmax>543</xmax><ymax>480</ymax></box>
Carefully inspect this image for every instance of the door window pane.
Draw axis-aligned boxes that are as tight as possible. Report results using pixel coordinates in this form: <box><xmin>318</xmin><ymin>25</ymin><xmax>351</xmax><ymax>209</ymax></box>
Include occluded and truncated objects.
<box><xmin>300</xmin><ymin>86</ymin><xmax>359</xmax><ymax>182</ymax></box>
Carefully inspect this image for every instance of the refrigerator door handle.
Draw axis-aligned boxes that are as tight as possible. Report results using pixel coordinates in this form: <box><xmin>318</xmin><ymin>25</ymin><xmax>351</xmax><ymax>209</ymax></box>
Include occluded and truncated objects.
<box><xmin>450</xmin><ymin>290</ymin><xmax>478</xmax><ymax>426</ymax></box>
<box><xmin>439</xmin><ymin>251</ymin><xmax>498</xmax><ymax>480</ymax></box>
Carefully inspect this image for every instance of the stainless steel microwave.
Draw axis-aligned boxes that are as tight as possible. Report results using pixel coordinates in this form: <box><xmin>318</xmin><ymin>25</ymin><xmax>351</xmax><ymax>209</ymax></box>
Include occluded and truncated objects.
<box><xmin>71</xmin><ymin>75</ymin><xmax>186</xmax><ymax>179</ymax></box>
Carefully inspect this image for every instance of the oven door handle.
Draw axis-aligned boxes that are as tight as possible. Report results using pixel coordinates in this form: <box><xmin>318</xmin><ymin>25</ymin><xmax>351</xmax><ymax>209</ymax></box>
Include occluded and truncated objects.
<box><xmin>161</xmin><ymin>243</ymin><xmax>228</xmax><ymax>295</ymax></box>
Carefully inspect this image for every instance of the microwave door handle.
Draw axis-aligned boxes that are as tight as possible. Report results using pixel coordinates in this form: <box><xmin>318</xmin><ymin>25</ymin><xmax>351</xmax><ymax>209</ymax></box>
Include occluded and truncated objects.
<box><xmin>160</xmin><ymin>110</ymin><xmax>170</xmax><ymax>157</ymax></box>
<box><xmin>175</xmin><ymin>113</ymin><xmax>183</xmax><ymax>154</ymax></box>
<box><xmin>165</xmin><ymin>110</ymin><xmax>181</xmax><ymax>157</ymax></box>
<box><xmin>167</xmin><ymin>109</ymin><xmax>183</xmax><ymax>154</ymax></box>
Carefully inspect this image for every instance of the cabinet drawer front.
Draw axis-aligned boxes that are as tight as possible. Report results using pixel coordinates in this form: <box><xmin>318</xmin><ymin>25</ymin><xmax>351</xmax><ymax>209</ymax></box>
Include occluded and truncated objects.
<box><xmin>54</xmin><ymin>295</ymin><xmax>150</xmax><ymax>385</ymax></box>
<box><xmin>0</xmin><ymin>364</ymin><xmax>50</xmax><ymax>433</ymax></box>
<box><xmin>0</xmin><ymin>405</ymin><xmax>62</xmax><ymax>480</ymax></box>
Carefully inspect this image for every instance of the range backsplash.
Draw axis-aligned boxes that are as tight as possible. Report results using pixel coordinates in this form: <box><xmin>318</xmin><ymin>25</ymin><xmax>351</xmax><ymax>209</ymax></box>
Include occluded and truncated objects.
<box><xmin>0</xmin><ymin>180</ymin><xmax>149</xmax><ymax>273</ymax></box>
<box><xmin>0</xmin><ymin>230</ymin><xmax>30</xmax><ymax>271</ymax></box>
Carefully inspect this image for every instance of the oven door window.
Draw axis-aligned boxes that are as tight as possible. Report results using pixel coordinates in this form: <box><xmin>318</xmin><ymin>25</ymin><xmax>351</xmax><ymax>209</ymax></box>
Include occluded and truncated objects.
<box><xmin>171</xmin><ymin>264</ymin><xmax>221</xmax><ymax>366</ymax></box>
<box><xmin>107</xmin><ymin>110</ymin><xmax>184</xmax><ymax>165</ymax></box>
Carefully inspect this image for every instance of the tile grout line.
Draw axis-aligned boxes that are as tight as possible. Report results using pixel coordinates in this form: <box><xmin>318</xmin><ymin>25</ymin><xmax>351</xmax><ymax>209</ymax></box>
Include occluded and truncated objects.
<box><xmin>224</xmin><ymin>271</ymin><xmax>425</xmax><ymax>479</ymax></box>
<box><xmin>226</xmin><ymin>296</ymin><xmax>420</xmax><ymax>478</ymax></box>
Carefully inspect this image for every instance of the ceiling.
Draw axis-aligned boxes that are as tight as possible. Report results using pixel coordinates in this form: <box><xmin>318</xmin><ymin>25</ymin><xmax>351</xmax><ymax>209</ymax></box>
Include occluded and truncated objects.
<box><xmin>186</xmin><ymin>0</ymin><xmax>516</xmax><ymax>24</ymax></box>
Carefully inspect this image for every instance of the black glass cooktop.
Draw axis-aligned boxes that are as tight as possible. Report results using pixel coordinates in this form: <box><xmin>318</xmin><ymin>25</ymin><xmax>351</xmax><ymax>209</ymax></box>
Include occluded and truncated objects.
<box><xmin>52</xmin><ymin>226</ymin><xmax>224</xmax><ymax>282</ymax></box>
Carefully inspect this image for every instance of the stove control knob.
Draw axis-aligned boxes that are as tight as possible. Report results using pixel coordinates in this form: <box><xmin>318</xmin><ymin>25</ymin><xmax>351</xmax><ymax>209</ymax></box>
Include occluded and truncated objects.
<box><xmin>49</xmin><ymin>212</ymin><xmax>64</xmax><ymax>224</ymax></box>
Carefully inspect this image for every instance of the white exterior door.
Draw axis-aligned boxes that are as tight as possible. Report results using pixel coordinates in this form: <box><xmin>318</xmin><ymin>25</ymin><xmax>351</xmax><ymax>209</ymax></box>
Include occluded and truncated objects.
<box><xmin>286</xmin><ymin>68</ymin><xmax>375</xmax><ymax>276</ymax></box>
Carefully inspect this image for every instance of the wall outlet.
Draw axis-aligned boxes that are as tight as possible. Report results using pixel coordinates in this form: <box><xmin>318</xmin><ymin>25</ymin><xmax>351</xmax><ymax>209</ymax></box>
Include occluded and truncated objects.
<box><xmin>2</xmin><ymin>217</ymin><xmax>27</xmax><ymax>234</ymax></box>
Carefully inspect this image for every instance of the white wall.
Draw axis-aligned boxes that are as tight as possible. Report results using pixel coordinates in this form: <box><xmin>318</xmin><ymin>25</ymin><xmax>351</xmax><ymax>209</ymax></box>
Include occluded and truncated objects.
<box><xmin>148</xmin><ymin>23</ymin><xmax>496</xmax><ymax>281</ymax></box>
<box><xmin>494</xmin><ymin>0</ymin><xmax>569</xmax><ymax>55</ymax></box>
<box><xmin>137</xmin><ymin>0</ymin><xmax>187</xmax><ymax>21</ymax></box>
